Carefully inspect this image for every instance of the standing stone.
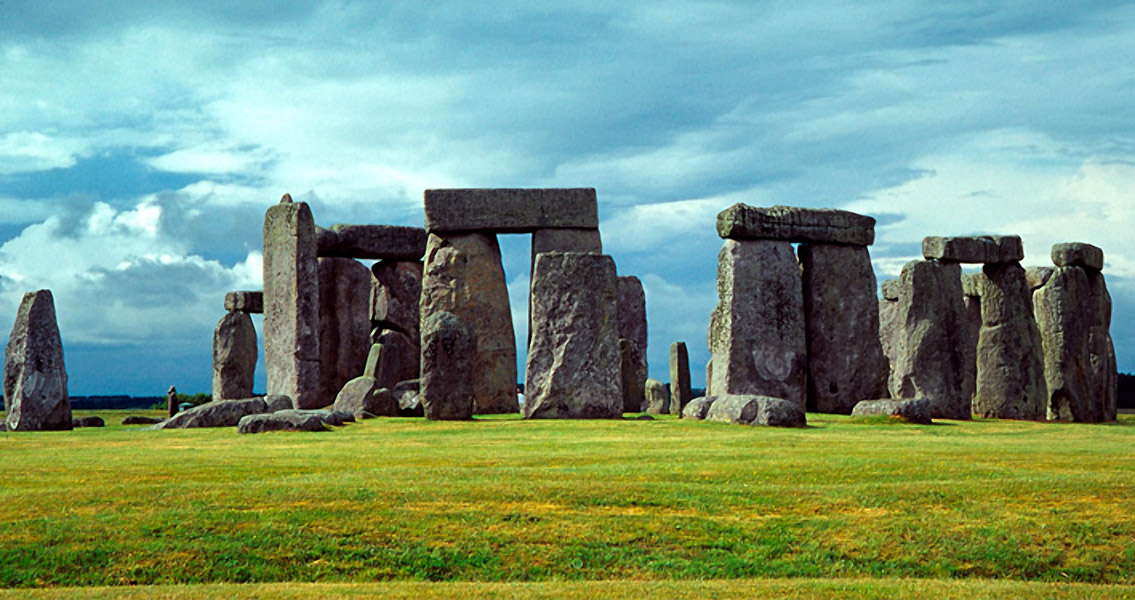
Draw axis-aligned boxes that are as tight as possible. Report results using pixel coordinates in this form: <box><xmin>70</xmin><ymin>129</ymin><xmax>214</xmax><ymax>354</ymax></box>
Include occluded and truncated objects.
<box><xmin>960</xmin><ymin>273</ymin><xmax>983</xmax><ymax>405</ymax></box>
<box><xmin>1087</xmin><ymin>269</ymin><xmax>1118</xmax><ymax>421</ymax></box>
<box><xmin>888</xmin><ymin>261</ymin><xmax>972</xmax><ymax>419</ymax></box>
<box><xmin>878</xmin><ymin>286</ymin><xmax>901</xmax><ymax>388</ymax></box>
<box><xmin>974</xmin><ymin>262</ymin><xmax>1047</xmax><ymax>420</ymax></box>
<box><xmin>212</xmin><ymin>311</ymin><xmax>257</xmax><ymax>402</ymax></box>
<box><xmin>263</xmin><ymin>200</ymin><xmax>320</xmax><ymax>409</ymax></box>
<box><xmin>375</xmin><ymin>329</ymin><xmax>418</xmax><ymax>389</ymax></box>
<box><xmin>333</xmin><ymin>376</ymin><xmax>398</xmax><ymax>418</ymax></box>
<box><xmin>370</xmin><ymin>260</ymin><xmax>423</xmax><ymax>341</ymax></box>
<box><xmin>318</xmin><ymin>257</ymin><xmax>373</xmax><ymax>408</ymax></box>
<box><xmin>166</xmin><ymin>385</ymin><xmax>178</xmax><ymax>417</ymax></box>
<box><xmin>1034</xmin><ymin>266</ymin><xmax>1094</xmax><ymax>421</ymax></box>
<box><xmin>708</xmin><ymin>239</ymin><xmax>806</xmax><ymax>409</ymax></box>
<box><xmin>669</xmin><ymin>342</ymin><xmax>691</xmax><ymax>415</ymax></box>
<box><xmin>616</xmin><ymin>276</ymin><xmax>647</xmax><ymax>413</ymax></box>
<box><xmin>643</xmin><ymin>378</ymin><xmax>670</xmax><ymax>415</ymax></box>
<box><xmin>618</xmin><ymin>339</ymin><xmax>643</xmax><ymax>415</ymax></box>
<box><xmin>420</xmin><ymin>233</ymin><xmax>517</xmax><ymax>414</ymax></box>
<box><xmin>3</xmin><ymin>290</ymin><xmax>70</xmax><ymax>431</ymax></box>
<box><xmin>525</xmin><ymin>252</ymin><xmax>622</xmax><ymax>419</ymax></box>
<box><xmin>420</xmin><ymin>311</ymin><xmax>477</xmax><ymax>420</ymax></box>
<box><xmin>799</xmin><ymin>244</ymin><xmax>888</xmax><ymax>413</ymax></box>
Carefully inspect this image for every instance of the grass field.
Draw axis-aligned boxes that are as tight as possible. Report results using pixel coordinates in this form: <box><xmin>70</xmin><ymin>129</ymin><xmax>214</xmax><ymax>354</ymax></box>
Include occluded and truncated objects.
<box><xmin>1</xmin><ymin>410</ymin><xmax>1133</xmax><ymax>598</ymax></box>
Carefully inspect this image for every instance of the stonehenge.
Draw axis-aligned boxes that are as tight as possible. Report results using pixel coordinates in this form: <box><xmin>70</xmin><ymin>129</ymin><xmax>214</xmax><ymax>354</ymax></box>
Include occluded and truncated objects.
<box><xmin>4</xmin><ymin>290</ymin><xmax>71</xmax><ymax>431</ymax></box>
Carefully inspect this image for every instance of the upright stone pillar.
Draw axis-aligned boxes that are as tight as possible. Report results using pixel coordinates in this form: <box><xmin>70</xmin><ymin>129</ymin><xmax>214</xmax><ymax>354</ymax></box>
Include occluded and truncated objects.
<box><xmin>4</xmin><ymin>290</ymin><xmax>70</xmax><ymax>431</ymax></box>
<box><xmin>525</xmin><ymin>252</ymin><xmax>621</xmax><ymax>419</ymax></box>
<box><xmin>960</xmin><ymin>273</ymin><xmax>983</xmax><ymax>404</ymax></box>
<box><xmin>617</xmin><ymin>276</ymin><xmax>647</xmax><ymax>413</ymax></box>
<box><xmin>975</xmin><ymin>262</ymin><xmax>1047</xmax><ymax>419</ymax></box>
<box><xmin>878</xmin><ymin>279</ymin><xmax>901</xmax><ymax>383</ymax></box>
<box><xmin>669</xmin><ymin>341</ymin><xmax>691</xmax><ymax>415</ymax></box>
<box><xmin>212</xmin><ymin>311</ymin><xmax>257</xmax><ymax>402</ymax></box>
<box><xmin>420</xmin><ymin>232</ymin><xmax>517</xmax><ymax>414</ymax></box>
<box><xmin>799</xmin><ymin>244</ymin><xmax>888</xmax><ymax>413</ymax></box>
<box><xmin>263</xmin><ymin>197</ymin><xmax>320</xmax><ymax>409</ymax></box>
<box><xmin>420</xmin><ymin>311</ymin><xmax>476</xmax><ymax>420</ymax></box>
<box><xmin>318</xmin><ymin>257</ymin><xmax>372</xmax><ymax>406</ymax></box>
<box><xmin>1087</xmin><ymin>269</ymin><xmax>1118</xmax><ymax>422</ymax></box>
<box><xmin>1034</xmin><ymin>265</ymin><xmax>1094</xmax><ymax>421</ymax></box>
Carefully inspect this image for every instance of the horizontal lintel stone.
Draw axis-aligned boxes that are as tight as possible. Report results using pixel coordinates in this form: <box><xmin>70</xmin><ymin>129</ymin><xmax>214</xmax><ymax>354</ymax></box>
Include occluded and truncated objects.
<box><xmin>715</xmin><ymin>204</ymin><xmax>875</xmax><ymax>245</ymax></box>
<box><xmin>225</xmin><ymin>291</ymin><xmax>264</xmax><ymax>314</ymax></box>
<box><xmin>1051</xmin><ymin>242</ymin><xmax>1104</xmax><ymax>271</ymax></box>
<box><xmin>316</xmin><ymin>224</ymin><xmax>427</xmax><ymax>260</ymax></box>
<box><xmin>424</xmin><ymin>188</ymin><xmax>599</xmax><ymax>233</ymax></box>
<box><xmin>922</xmin><ymin>235</ymin><xmax>1024</xmax><ymax>263</ymax></box>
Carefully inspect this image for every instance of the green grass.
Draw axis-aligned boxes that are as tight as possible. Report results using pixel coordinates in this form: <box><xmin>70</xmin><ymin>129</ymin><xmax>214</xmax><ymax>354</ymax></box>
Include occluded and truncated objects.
<box><xmin>1</xmin><ymin>410</ymin><xmax>1133</xmax><ymax>597</ymax></box>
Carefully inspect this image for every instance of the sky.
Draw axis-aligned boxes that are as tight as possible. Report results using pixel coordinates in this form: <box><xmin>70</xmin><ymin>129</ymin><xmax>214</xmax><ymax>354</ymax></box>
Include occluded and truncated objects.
<box><xmin>1</xmin><ymin>1</ymin><xmax>1134</xmax><ymax>396</ymax></box>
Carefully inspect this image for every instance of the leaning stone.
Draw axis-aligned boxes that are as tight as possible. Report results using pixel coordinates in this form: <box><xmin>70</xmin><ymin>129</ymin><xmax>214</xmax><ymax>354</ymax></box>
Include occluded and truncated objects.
<box><xmin>704</xmin><ymin>394</ymin><xmax>806</xmax><ymax>427</ymax></box>
<box><xmin>212</xmin><ymin>311</ymin><xmax>258</xmax><ymax>402</ymax></box>
<box><xmin>1034</xmin><ymin>266</ymin><xmax>1094</xmax><ymax>421</ymax></box>
<box><xmin>799</xmin><ymin>243</ymin><xmax>888</xmax><ymax>414</ymax></box>
<box><xmin>880</xmin><ymin>279</ymin><xmax>901</xmax><ymax>301</ymax></box>
<box><xmin>974</xmin><ymin>262</ymin><xmax>1047</xmax><ymax>419</ymax></box>
<box><xmin>1025</xmin><ymin>266</ymin><xmax>1055</xmax><ymax>291</ymax></box>
<box><xmin>616</xmin><ymin>276</ymin><xmax>648</xmax><ymax>413</ymax></box>
<box><xmin>708</xmin><ymin>240</ymin><xmax>807</xmax><ymax>409</ymax></box>
<box><xmin>263</xmin><ymin>201</ymin><xmax>320</xmax><ymax>409</ymax></box>
<box><xmin>318</xmin><ymin>257</ymin><xmax>373</xmax><ymax>408</ymax></box>
<box><xmin>1052</xmin><ymin>242</ymin><xmax>1104</xmax><ymax>271</ymax></box>
<box><xmin>850</xmin><ymin>398</ymin><xmax>932</xmax><ymax>425</ymax></box>
<box><xmin>333</xmin><ymin>376</ymin><xmax>398</xmax><ymax>418</ymax></box>
<box><xmin>643</xmin><ymin>378</ymin><xmax>670</xmax><ymax>415</ymax></box>
<box><xmin>420</xmin><ymin>232</ymin><xmax>517</xmax><ymax>414</ymax></box>
<box><xmin>681</xmin><ymin>396</ymin><xmax>716</xmax><ymax>420</ymax></box>
<box><xmin>4</xmin><ymin>290</ymin><xmax>71</xmax><ymax>431</ymax></box>
<box><xmin>669</xmin><ymin>342</ymin><xmax>692</xmax><ymax>415</ymax></box>
<box><xmin>424</xmin><ymin>188</ymin><xmax>599</xmax><ymax>233</ymax></box>
<box><xmin>370</xmin><ymin>260</ymin><xmax>423</xmax><ymax>340</ymax></box>
<box><xmin>159</xmin><ymin>397</ymin><xmax>269</xmax><ymax>429</ymax></box>
<box><xmin>921</xmin><ymin>235</ymin><xmax>1024</xmax><ymax>263</ymax></box>
<box><xmin>238</xmin><ymin>410</ymin><xmax>329</xmax><ymax>434</ymax></box>
<box><xmin>121</xmin><ymin>416</ymin><xmax>164</xmax><ymax>425</ymax></box>
<box><xmin>525</xmin><ymin>252</ymin><xmax>622</xmax><ymax>419</ymax></box>
<box><xmin>266</xmin><ymin>395</ymin><xmax>294</xmax><ymax>412</ymax></box>
<box><xmin>318</xmin><ymin>225</ymin><xmax>427</xmax><ymax>261</ymax></box>
<box><xmin>420</xmin><ymin>311</ymin><xmax>477</xmax><ymax>420</ymax></box>
<box><xmin>716</xmin><ymin>204</ymin><xmax>875</xmax><ymax>246</ymax></box>
<box><xmin>224</xmin><ymin>291</ymin><xmax>264</xmax><ymax>314</ymax></box>
<box><xmin>72</xmin><ymin>416</ymin><xmax>105</xmax><ymax>428</ymax></box>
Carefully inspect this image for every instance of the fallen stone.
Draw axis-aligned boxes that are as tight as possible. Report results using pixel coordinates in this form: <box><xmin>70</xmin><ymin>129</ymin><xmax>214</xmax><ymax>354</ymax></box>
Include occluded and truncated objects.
<box><xmin>420</xmin><ymin>311</ymin><xmax>477</xmax><ymax>420</ymax></box>
<box><xmin>635</xmin><ymin>414</ymin><xmax>655</xmax><ymax>421</ymax></box>
<box><xmin>799</xmin><ymin>243</ymin><xmax>888</xmax><ymax>414</ymax></box>
<box><xmin>1052</xmin><ymin>242</ymin><xmax>1104</xmax><ymax>271</ymax></box>
<box><xmin>921</xmin><ymin>235</ymin><xmax>1024</xmax><ymax>263</ymax></box>
<box><xmin>212</xmin><ymin>311</ymin><xmax>258</xmax><ymax>402</ymax></box>
<box><xmin>263</xmin><ymin>201</ymin><xmax>320</xmax><ymax>409</ymax></box>
<box><xmin>158</xmin><ymin>397</ymin><xmax>269</xmax><ymax>429</ymax></box>
<box><xmin>72</xmin><ymin>416</ymin><xmax>105</xmax><ymax>428</ymax></box>
<box><xmin>681</xmin><ymin>396</ymin><xmax>716</xmax><ymax>420</ymax></box>
<box><xmin>238</xmin><ymin>410</ymin><xmax>328</xmax><ymax>433</ymax></box>
<box><xmin>1025</xmin><ymin>266</ymin><xmax>1055</xmax><ymax>291</ymax></box>
<box><xmin>224</xmin><ymin>291</ymin><xmax>264</xmax><ymax>314</ymax></box>
<box><xmin>317</xmin><ymin>224</ymin><xmax>427</xmax><ymax>261</ymax></box>
<box><xmin>333</xmin><ymin>376</ymin><xmax>398</xmax><ymax>418</ymax></box>
<box><xmin>121</xmin><ymin>416</ymin><xmax>164</xmax><ymax>425</ymax></box>
<box><xmin>704</xmin><ymin>394</ymin><xmax>806</xmax><ymax>427</ymax></box>
<box><xmin>318</xmin><ymin>257</ymin><xmax>373</xmax><ymax>409</ymax></box>
<box><xmin>643</xmin><ymin>378</ymin><xmax>670</xmax><ymax>415</ymax></box>
<box><xmin>370</xmin><ymin>260</ymin><xmax>423</xmax><ymax>340</ymax></box>
<box><xmin>616</xmin><ymin>276</ymin><xmax>648</xmax><ymax>413</ymax></box>
<box><xmin>716</xmin><ymin>204</ymin><xmax>875</xmax><ymax>245</ymax></box>
<box><xmin>669</xmin><ymin>342</ymin><xmax>691</xmax><ymax>415</ymax></box>
<box><xmin>4</xmin><ymin>290</ymin><xmax>71</xmax><ymax>431</ymax></box>
<box><xmin>266</xmin><ymin>395</ymin><xmax>294</xmax><ymax>412</ymax></box>
<box><xmin>850</xmin><ymin>398</ymin><xmax>932</xmax><ymax>424</ymax></box>
<box><xmin>424</xmin><ymin>188</ymin><xmax>599</xmax><ymax>233</ymax></box>
<box><xmin>974</xmin><ymin>262</ymin><xmax>1047</xmax><ymax>420</ymax></box>
<box><xmin>525</xmin><ymin>252</ymin><xmax>622</xmax><ymax>419</ymax></box>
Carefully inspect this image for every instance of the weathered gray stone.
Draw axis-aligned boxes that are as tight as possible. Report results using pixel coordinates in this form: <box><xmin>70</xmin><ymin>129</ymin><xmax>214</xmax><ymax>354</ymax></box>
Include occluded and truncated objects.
<box><xmin>420</xmin><ymin>232</ymin><xmax>517</xmax><ymax>414</ymax></box>
<box><xmin>716</xmin><ymin>204</ymin><xmax>875</xmax><ymax>245</ymax></box>
<box><xmin>266</xmin><ymin>395</ymin><xmax>294</xmax><ymax>412</ymax></box>
<box><xmin>122</xmin><ymin>415</ymin><xmax>164</xmax><ymax>425</ymax></box>
<box><xmin>960</xmin><ymin>273</ymin><xmax>983</xmax><ymax>298</ymax></box>
<box><xmin>1087</xmin><ymin>270</ymin><xmax>1118</xmax><ymax>421</ymax></box>
<box><xmin>705</xmin><ymin>359</ymin><xmax>713</xmax><ymax>397</ymax></box>
<box><xmin>704</xmin><ymin>394</ymin><xmax>806</xmax><ymax>427</ymax></box>
<box><xmin>616</xmin><ymin>276</ymin><xmax>647</xmax><ymax>413</ymax></box>
<box><xmin>370</xmin><ymin>260</ymin><xmax>423</xmax><ymax>340</ymax></box>
<box><xmin>4</xmin><ymin>290</ymin><xmax>70</xmax><ymax>431</ymax></box>
<box><xmin>669</xmin><ymin>342</ymin><xmax>691</xmax><ymax>415</ymax></box>
<box><xmin>238</xmin><ymin>410</ymin><xmax>329</xmax><ymax>433</ymax></box>
<box><xmin>224</xmin><ymin>291</ymin><xmax>263</xmax><ymax>314</ymax></box>
<box><xmin>799</xmin><ymin>244</ymin><xmax>888</xmax><ymax>414</ymax></box>
<box><xmin>922</xmin><ymin>235</ymin><xmax>1024</xmax><ymax>263</ymax></box>
<box><xmin>375</xmin><ymin>330</ymin><xmax>419</xmax><ymax>389</ymax></box>
<box><xmin>1025</xmin><ymin>266</ymin><xmax>1055</xmax><ymax>291</ymax></box>
<box><xmin>72</xmin><ymin>416</ymin><xmax>105</xmax><ymax>428</ymax></box>
<box><xmin>880</xmin><ymin>279</ymin><xmax>901</xmax><ymax>301</ymax></box>
<box><xmin>424</xmin><ymin>188</ymin><xmax>599</xmax><ymax>233</ymax></box>
<box><xmin>159</xmin><ymin>397</ymin><xmax>268</xmax><ymax>429</ymax></box>
<box><xmin>525</xmin><ymin>252</ymin><xmax>622</xmax><ymax>419</ymax></box>
<box><xmin>974</xmin><ymin>262</ymin><xmax>1047</xmax><ymax>420</ymax></box>
<box><xmin>395</xmin><ymin>382</ymin><xmax>423</xmax><ymax>417</ymax></box>
<box><xmin>618</xmin><ymin>339</ymin><xmax>642</xmax><ymax>414</ymax></box>
<box><xmin>681</xmin><ymin>396</ymin><xmax>715</xmax><ymax>420</ymax></box>
<box><xmin>318</xmin><ymin>257</ymin><xmax>372</xmax><ymax>408</ymax></box>
<box><xmin>708</xmin><ymin>240</ymin><xmax>807</xmax><ymax>409</ymax></box>
<box><xmin>212</xmin><ymin>311</ymin><xmax>257</xmax><ymax>402</ymax></box>
<box><xmin>420</xmin><ymin>311</ymin><xmax>477</xmax><ymax>420</ymax></box>
<box><xmin>643</xmin><ymin>378</ymin><xmax>670</xmax><ymax>415</ymax></box>
<box><xmin>877</xmin><ymin>297</ymin><xmax>901</xmax><ymax>383</ymax></box>
<box><xmin>887</xmin><ymin>260</ymin><xmax>973</xmax><ymax>420</ymax></box>
<box><xmin>850</xmin><ymin>398</ymin><xmax>932</xmax><ymax>425</ymax></box>
<box><xmin>1034</xmin><ymin>266</ymin><xmax>1095</xmax><ymax>421</ymax></box>
<box><xmin>1052</xmin><ymin>242</ymin><xmax>1104</xmax><ymax>271</ymax></box>
<box><xmin>333</xmin><ymin>376</ymin><xmax>398</xmax><ymax>418</ymax></box>
<box><xmin>166</xmin><ymin>385</ymin><xmax>177</xmax><ymax>418</ymax></box>
<box><xmin>263</xmin><ymin>200</ymin><xmax>320</xmax><ymax>409</ymax></box>
<box><xmin>532</xmin><ymin>228</ymin><xmax>603</xmax><ymax>257</ymax></box>
<box><xmin>317</xmin><ymin>224</ymin><xmax>427</xmax><ymax>260</ymax></box>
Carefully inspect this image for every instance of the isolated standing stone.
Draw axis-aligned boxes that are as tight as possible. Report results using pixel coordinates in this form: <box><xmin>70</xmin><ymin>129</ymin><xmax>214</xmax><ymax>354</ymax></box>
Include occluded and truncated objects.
<box><xmin>212</xmin><ymin>311</ymin><xmax>257</xmax><ymax>402</ymax></box>
<box><xmin>704</xmin><ymin>394</ymin><xmax>806</xmax><ymax>427</ymax></box>
<box><xmin>1034</xmin><ymin>266</ymin><xmax>1094</xmax><ymax>421</ymax></box>
<box><xmin>669</xmin><ymin>342</ymin><xmax>691</xmax><ymax>415</ymax></box>
<box><xmin>263</xmin><ymin>200</ymin><xmax>320</xmax><ymax>409</ymax></box>
<box><xmin>799</xmin><ymin>244</ymin><xmax>888</xmax><ymax>413</ymax></box>
<box><xmin>708</xmin><ymin>239</ymin><xmax>807</xmax><ymax>409</ymax></box>
<box><xmin>643</xmin><ymin>378</ymin><xmax>670</xmax><ymax>415</ymax></box>
<box><xmin>166</xmin><ymin>385</ymin><xmax>178</xmax><ymax>417</ymax></box>
<box><xmin>420</xmin><ymin>311</ymin><xmax>477</xmax><ymax>420</ymax></box>
<box><xmin>525</xmin><ymin>252</ymin><xmax>622</xmax><ymax>419</ymax></box>
<box><xmin>3</xmin><ymin>290</ymin><xmax>70</xmax><ymax>431</ymax></box>
<box><xmin>616</xmin><ymin>276</ymin><xmax>648</xmax><ymax>413</ymax></box>
<box><xmin>318</xmin><ymin>257</ymin><xmax>373</xmax><ymax>408</ymax></box>
<box><xmin>974</xmin><ymin>262</ymin><xmax>1047</xmax><ymax>420</ymax></box>
<box><xmin>420</xmin><ymin>232</ymin><xmax>517</xmax><ymax>414</ymax></box>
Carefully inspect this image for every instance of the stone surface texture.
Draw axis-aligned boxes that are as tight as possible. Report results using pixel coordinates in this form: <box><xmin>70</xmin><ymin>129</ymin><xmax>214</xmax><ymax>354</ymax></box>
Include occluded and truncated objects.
<box><xmin>424</xmin><ymin>188</ymin><xmax>599</xmax><ymax>233</ymax></box>
<box><xmin>921</xmin><ymin>235</ymin><xmax>1024</xmax><ymax>263</ymax></box>
<box><xmin>263</xmin><ymin>201</ymin><xmax>320</xmax><ymax>409</ymax></box>
<box><xmin>212</xmin><ymin>311</ymin><xmax>257</xmax><ymax>402</ymax></box>
<box><xmin>332</xmin><ymin>376</ymin><xmax>398</xmax><ymax>418</ymax></box>
<box><xmin>420</xmin><ymin>232</ymin><xmax>517</xmax><ymax>414</ymax></box>
<box><xmin>708</xmin><ymin>239</ymin><xmax>807</xmax><ymax>409</ymax></box>
<box><xmin>420</xmin><ymin>311</ymin><xmax>477</xmax><ymax>420</ymax></box>
<box><xmin>850</xmin><ymin>398</ymin><xmax>933</xmax><ymax>424</ymax></box>
<box><xmin>716</xmin><ymin>204</ymin><xmax>875</xmax><ymax>245</ymax></box>
<box><xmin>224</xmin><ymin>291</ymin><xmax>263</xmax><ymax>313</ymax></box>
<box><xmin>1087</xmin><ymin>270</ymin><xmax>1118</xmax><ymax>422</ymax></box>
<box><xmin>616</xmin><ymin>276</ymin><xmax>648</xmax><ymax>413</ymax></box>
<box><xmin>159</xmin><ymin>397</ymin><xmax>268</xmax><ymax>429</ymax></box>
<box><xmin>4</xmin><ymin>290</ymin><xmax>71</xmax><ymax>431</ymax></box>
<box><xmin>317</xmin><ymin>257</ymin><xmax>373</xmax><ymax>408</ymax></box>
<box><xmin>525</xmin><ymin>252</ymin><xmax>622</xmax><ymax>419</ymax></box>
<box><xmin>880</xmin><ymin>279</ymin><xmax>900</xmax><ymax>301</ymax></box>
<box><xmin>643</xmin><ymin>378</ymin><xmax>670</xmax><ymax>415</ymax></box>
<box><xmin>370</xmin><ymin>260</ymin><xmax>423</xmax><ymax>340</ymax></box>
<box><xmin>375</xmin><ymin>330</ymin><xmax>419</xmax><ymax>389</ymax></box>
<box><xmin>1025</xmin><ymin>266</ymin><xmax>1055</xmax><ymax>291</ymax></box>
<box><xmin>1034</xmin><ymin>266</ymin><xmax>1095</xmax><ymax>421</ymax></box>
<box><xmin>974</xmin><ymin>262</ymin><xmax>1047</xmax><ymax>419</ymax></box>
<box><xmin>799</xmin><ymin>243</ymin><xmax>888</xmax><ymax>414</ymax></box>
<box><xmin>681</xmin><ymin>396</ymin><xmax>716</xmax><ymax>420</ymax></box>
<box><xmin>317</xmin><ymin>224</ymin><xmax>427</xmax><ymax>260</ymax></box>
<box><xmin>703</xmin><ymin>394</ymin><xmax>807</xmax><ymax>427</ymax></box>
<box><xmin>669</xmin><ymin>342</ymin><xmax>691</xmax><ymax>415</ymax></box>
<box><xmin>238</xmin><ymin>410</ymin><xmax>329</xmax><ymax>433</ymax></box>
<box><xmin>1052</xmin><ymin>242</ymin><xmax>1104</xmax><ymax>271</ymax></box>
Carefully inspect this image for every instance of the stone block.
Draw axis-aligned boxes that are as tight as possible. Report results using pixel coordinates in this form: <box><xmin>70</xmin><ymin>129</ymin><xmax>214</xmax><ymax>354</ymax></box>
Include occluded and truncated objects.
<box><xmin>716</xmin><ymin>204</ymin><xmax>875</xmax><ymax>246</ymax></box>
<box><xmin>616</xmin><ymin>276</ymin><xmax>647</xmax><ymax>413</ymax></box>
<box><xmin>850</xmin><ymin>398</ymin><xmax>932</xmax><ymax>424</ymax></box>
<box><xmin>974</xmin><ymin>262</ymin><xmax>1047</xmax><ymax>419</ymax></box>
<box><xmin>643</xmin><ymin>378</ymin><xmax>669</xmax><ymax>415</ymax></box>
<box><xmin>224</xmin><ymin>291</ymin><xmax>263</xmax><ymax>313</ymax></box>
<box><xmin>212</xmin><ymin>311</ymin><xmax>257</xmax><ymax>402</ymax></box>
<box><xmin>420</xmin><ymin>311</ymin><xmax>477</xmax><ymax>420</ymax></box>
<box><xmin>703</xmin><ymin>394</ymin><xmax>806</xmax><ymax>427</ymax></box>
<box><xmin>922</xmin><ymin>235</ymin><xmax>1024</xmax><ymax>263</ymax></box>
<box><xmin>424</xmin><ymin>188</ymin><xmax>599</xmax><ymax>233</ymax></box>
<box><xmin>1051</xmin><ymin>242</ymin><xmax>1104</xmax><ymax>271</ymax></box>
<box><xmin>669</xmin><ymin>342</ymin><xmax>691</xmax><ymax>415</ymax></box>
<box><xmin>370</xmin><ymin>260</ymin><xmax>423</xmax><ymax>339</ymax></box>
<box><xmin>318</xmin><ymin>257</ymin><xmax>373</xmax><ymax>408</ymax></box>
<box><xmin>263</xmin><ymin>201</ymin><xmax>320</xmax><ymax>409</ymax></box>
<box><xmin>4</xmin><ymin>290</ymin><xmax>71</xmax><ymax>431</ymax></box>
<box><xmin>1025</xmin><ymin>266</ymin><xmax>1055</xmax><ymax>291</ymax></box>
<box><xmin>318</xmin><ymin>224</ymin><xmax>427</xmax><ymax>260</ymax></box>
